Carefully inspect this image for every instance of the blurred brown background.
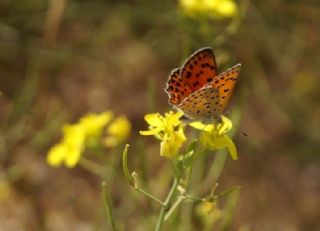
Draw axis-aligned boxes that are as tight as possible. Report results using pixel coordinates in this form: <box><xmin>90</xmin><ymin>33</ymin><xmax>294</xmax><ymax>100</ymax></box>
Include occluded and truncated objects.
<box><xmin>0</xmin><ymin>0</ymin><xmax>319</xmax><ymax>230</ymax></box>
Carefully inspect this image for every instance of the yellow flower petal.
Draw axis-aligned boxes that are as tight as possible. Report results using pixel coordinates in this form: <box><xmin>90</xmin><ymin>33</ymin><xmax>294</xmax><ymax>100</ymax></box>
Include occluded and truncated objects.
<box><xmin>144</xmin><ymin>113</ymin><xmax>164</xmax><ymax>127</ymax></box>
<box><xmin>63</xmin><ymin>124</ymin><xmax>86</xmax><ymax>147</ymax></box>
<box><xmin>190</xmin><ymin>115</ymin><xmax>237</xmax><ymax>160</ymax></box>
<box><xmin>218</xmin><ymin>115</ymin><xmax>233</xmax><ymax>134</ymax></box>
<box><xmin>189</xmin><ymin>121</ymin><xmax>215</xmax><ymax>132</ymax></box>
<box><xmin>104</xmin><ymin>115</ymin><xmax>131</xmax><ymax>147</ymax></box>
<box><xmin>180</xmin><ymin>0</ymin><xmax>237</xmax><ymax>18</ymax></box>
<box><xmin>139</xmin><ymin>126</ymin><xmax>163</xmax><ymax>136</ymax></box>
<box><xmin>196</xmin><ymin>201</ymin><xmax>221</xmax><ymax>227</ymax></box>
<box><xmin>224</xmin><ymin>135</ymin><xmax>238</xmax><ymax>160</ymax></box>
<box><xmin>160</xmin><ymin>129</ymin><xmax>186</xmax><ymax>158</ymax></box>
<box><xmin>103</xmin><ymin>137</ymin><xmax>118</xmax><ymax>148</ymax></box>
<box><xmin>200</xmin><ymin>133</ymin><xmax>238</xmax><ymax>160</ymax></box>
<box><xmin>50</xmin><ymin>124</ymin><xmax>86</xmax><ymax>168</ymax></box>
<box><xmin>166</xmin><ymin>111</ymin><xmax>184</xmax><ymax>127</ymax></box>
<box><xmin>80</xmin><ymin>111</ymin><xmax>113</xmax><ymax>137</ymax></box>
<box><xmin>214</xmin><ymin>0</ymin><xmax>237</xmax><ymax>16</ymax></box>
<box><xmin>141</xmin><ymin>111</ymin><xmax>186</xmax><ymax>159</ymax></box>
<box><xmin>64</xmin><ymin>146</ymin><xmax>83</xmax><ymax>168</ymax></box>
<box><xmin>189</xmin><ymin>116</ymin><xmax>233</xmax><ymax>135</ymax></box>
<box><xmin>160</xmin><ymin>137</ymin><xmax>180</xmax><ymax>158</ymax></box>
<box><xmin>47</xmin><ymin>111</ymin><xmax>121</xmax><ymax>168</ymax></box>
<box><xmin>107</xmin><ymin>116</ymin><xmax>131</xmax><ymax>137</ymax></box>
<box><xmin>47</xmin><ymin>143</ymin><xmax>68</xmax><ymax>167</ymax></box>
<box><xmin>196</xmin><ymin>201</ymin><xmax>215</xmax><ymax>214</ymax></box>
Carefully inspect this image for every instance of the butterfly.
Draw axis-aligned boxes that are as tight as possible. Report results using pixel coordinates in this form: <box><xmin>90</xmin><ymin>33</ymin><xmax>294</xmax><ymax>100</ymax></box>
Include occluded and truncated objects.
<box><xmin>165</xmin><ymin>47</ymin><xmax>241</xmax><ymax>123</ymax></box>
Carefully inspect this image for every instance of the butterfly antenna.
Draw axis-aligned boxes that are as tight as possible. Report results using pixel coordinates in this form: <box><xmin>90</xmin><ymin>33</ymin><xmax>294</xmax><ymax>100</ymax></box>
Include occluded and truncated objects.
<box><xmin>222</xmin><ymin>111</ymin><xmax>248</xmax><ymax>137</ymax></box>
<box><xmin>233</xmin><ymin>124</ymin><xmax>248</xmax><ymax>137</ymax></box>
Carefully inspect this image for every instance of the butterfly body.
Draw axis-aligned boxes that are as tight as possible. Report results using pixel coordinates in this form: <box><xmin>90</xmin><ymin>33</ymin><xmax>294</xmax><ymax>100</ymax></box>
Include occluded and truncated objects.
<box><xmin>165</xmin><ymin>47</ymin><xmax>241</xmax><ymax>122</ymax></box>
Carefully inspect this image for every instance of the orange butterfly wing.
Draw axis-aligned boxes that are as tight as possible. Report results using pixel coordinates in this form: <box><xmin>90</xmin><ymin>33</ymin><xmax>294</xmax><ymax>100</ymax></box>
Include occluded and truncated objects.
<box><xmin>165</xmin><ymin>68</ymin><xmax>192</xmax><ymax>105</ymax></box>
<box><xmin>178</xmin><ymin>85</ymin><xmax>220</xmax><ymax>120</ymax></box>
<box><xmin>210</xmin><ymin>64</ymin><xmax>241</xmax><ymax>113</ymax></box>
<box><xmin>165</xmin><ymin>47</ymin><xmax>241</xmax><ymax>121</ymax></box>
<box><xmin>180</xmin><ymin>47</ymin><xmax>218</xmax><ymax>92</ymax></box>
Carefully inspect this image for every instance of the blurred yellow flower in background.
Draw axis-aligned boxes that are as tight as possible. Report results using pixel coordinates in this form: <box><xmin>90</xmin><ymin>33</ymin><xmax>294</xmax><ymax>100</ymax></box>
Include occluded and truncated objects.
<box><xmin>80</xmin><ymin>111</ymin><xmax>113</xmax><ymax>137</ymax></box>
<box><xmin>189</xmin><ymin>115</ymin><xmax>238</xmax><ymax>160</ymax></box>
<box><xmin>104</xmin><ymin>115</ymin><xmax>131</xmax><ymax>148</ymax></box>
<box><xmin>140</xmin><ymin>111</ymin><xmax>186</xmax><ymax>158</ymax></box>
<box><xmin>47</xmin><ymin>111</ymin><xmax>131</xmax><ymax>168</ymax></box>
<box><xmin>0</xmin><ymin>179</ymin><xmax>11</xmax><ymax>202</ymax></box>
<box><xmin>47</xmin><ymin>124</ymin><xmax>85</xmax><ymax>168</ymax></box>
<box><xmin>180</xmin><ymin>0</ymin><xmax>237</xmax><ymax>18</ymax></box>
<box><xmin>196</xmin><ymin>201</ymin><xmax>221</xmax><ymax>227</ymax></box>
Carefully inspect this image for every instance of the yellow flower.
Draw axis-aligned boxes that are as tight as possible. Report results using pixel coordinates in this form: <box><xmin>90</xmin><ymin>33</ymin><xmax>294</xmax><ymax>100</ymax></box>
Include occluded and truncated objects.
<box><xmin>140</xmin><ymin>111</ymin><xmax>183</xmax><ymax>137</ymax></box>
<box><xmin>80</xmin><ymin>111</ymin><xmax>113</xmax><ymax>137</ymax></box>
<box><xmin>47</xmin><ymin>143</ymin><xmax>83</xmax><ymax>168</ymax></box>
<box><xmin>196</xmin><ymin>201</ymin><xmax>221</xmax><ymax>227</ymax></box>
<box><xmin>180</xmin><ymin>0</ymin><xmax>237</xmax><ymax>18</ymax></box>
<box><xmin>104</xmin><ymin>115</ymin><xmax>131</xmax><ymax>147</ymax></box>
<box><xmin>47</xmin><ymin>124</ymin><xmax>86</xmax><ymax>168</ymax></box>
<box><xmin>63</xmin><ymin>123</ymin><xmax>86</xmax><ymax>147</ymax></box>
<box><xmin>189</xmin><ymin>116</ymin><xmax>238</xmax><ymax>160</ymax></box>
<box><xmin>160</xmin><ymin>126</ymin><xmax>186</xmax><ymax>158</ymax></box>
<box><xmin>47</xmin><ymin>111</ymin><xmax>120</xmax><ymax>168</ymax></box>
<box><xmin>140</xmin><ymin>111</ymin><xmax>186</xmax><ymax>158</ymax></box>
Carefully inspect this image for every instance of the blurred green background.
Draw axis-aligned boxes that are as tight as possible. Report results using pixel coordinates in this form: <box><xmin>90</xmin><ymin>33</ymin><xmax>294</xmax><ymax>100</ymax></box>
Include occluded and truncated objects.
<box><xmin>0</xmin><ymin>0</ymin><xmax>319</xmax><ymax>230</ymax></box>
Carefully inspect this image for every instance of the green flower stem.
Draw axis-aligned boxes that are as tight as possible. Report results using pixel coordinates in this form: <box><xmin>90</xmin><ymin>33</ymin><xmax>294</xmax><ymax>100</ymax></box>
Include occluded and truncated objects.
<box><xmin>80</xmin><ymin>157</ymin><xmax>108</xmax><ymax>178</ymax></box>
<box><xmin>220</xmin><ymin>189</ymin><xmax>240</xmax><ymax>230</ymax></box>
<box><xmin>215</xmin><ymin>186</ymin><xmax>242</xmax><ymax>200</ymax></box>
<box><xmin>135</xmin><ymin>187</ymin><xmax>166</xmax><ymax>207</ymax></box>
<box><xmin>164</xmin><ymin>195</ymin><xmax>184</xmax><ymax>221</ymax></box>
<box><xmin>180</xmin><ymin>195</ymin><xmax>204</xmax><ymax>202</ymax></box>
<box><xmin>102</xmin><ymin>182</ymin><xmax>118</xmax><ymax>231</ymax></box>
<box><xmin>122</xmin><ymin>145</ymin><xmax>165</xmax><ymax>207</ymax></box>
<box><xmin>195</xmin><ymin>151</ymin><xmax>228</xmax><ymax>195</ymax></box>
<box><xmin>155</xmin><ymin>176</ymin><xmax>180</xmax><ymax>231</ymax></box>
<box><xmin>122</xmin><ymin>144</ymin><xmax>134</xmax><ymax>186</ymax></box>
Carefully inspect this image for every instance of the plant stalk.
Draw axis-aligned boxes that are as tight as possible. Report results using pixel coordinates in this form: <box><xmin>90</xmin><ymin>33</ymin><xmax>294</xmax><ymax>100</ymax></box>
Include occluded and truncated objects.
<box><xmin>154</xmin><ymin>176</ymin><xmax>179</xmax><ymax>231</ymax></box>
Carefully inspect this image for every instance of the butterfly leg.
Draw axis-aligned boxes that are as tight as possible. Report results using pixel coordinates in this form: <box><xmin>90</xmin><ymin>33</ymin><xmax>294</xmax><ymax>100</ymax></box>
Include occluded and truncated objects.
<box><xmin>213</xmin><ymin>115</ymin><xmax>222</xmax><ymax>124</ymax></box>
